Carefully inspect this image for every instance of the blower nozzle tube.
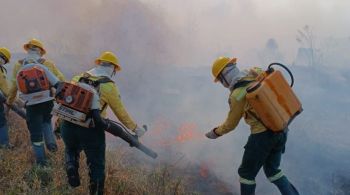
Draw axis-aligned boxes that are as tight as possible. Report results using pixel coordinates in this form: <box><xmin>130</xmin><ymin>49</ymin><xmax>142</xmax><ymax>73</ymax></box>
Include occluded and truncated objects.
<box><xmin>105</xmin><ymin>120</ymin><xmax>158</xmax><ymax>159</ymax></box>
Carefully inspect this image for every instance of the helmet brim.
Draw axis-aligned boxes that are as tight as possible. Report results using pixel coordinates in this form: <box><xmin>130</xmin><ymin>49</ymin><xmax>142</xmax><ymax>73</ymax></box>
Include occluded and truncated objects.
<box><xmin>95</xmin><ymin>59</ymin><xmax>121</xmax><ymax>72</ymax></box>
<box><xmin>23</xmin><ymin>43</ymin><xmax>46</xmax><ymax>55</ymax></box>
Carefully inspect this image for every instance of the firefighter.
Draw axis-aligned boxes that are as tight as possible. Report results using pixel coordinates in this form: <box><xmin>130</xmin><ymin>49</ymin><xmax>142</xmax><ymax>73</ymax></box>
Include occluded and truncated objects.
<box><xmin>6</xmin><ymin>39</ymin><xmax>65</xmax><ymax>165</ymax></box>
<box><xmin>59</xmin><ymin>51</ymin><xmax>146</xmax><ymax>194</ymax></box>
<box><xmin>0</xmin><ymin>47</ymin><xmax>11</xmax><ymax>148</ymax></box>
<box><xmin>205</xmin><ymin>56</ymin><xmax>299</xmax><ymax>195</ymax></box>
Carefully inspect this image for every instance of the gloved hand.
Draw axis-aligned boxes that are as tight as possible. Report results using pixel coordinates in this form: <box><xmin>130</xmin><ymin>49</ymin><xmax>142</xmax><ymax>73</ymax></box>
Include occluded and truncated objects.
<box><xmin>205</xmin><ymin>127</ymin><xmax>221</xmax><ymax>139</ymax></box>
<box><xmin>135</xmin><ymin>125</ymin><xmax>147</xmax><ymax>138</ymax></box>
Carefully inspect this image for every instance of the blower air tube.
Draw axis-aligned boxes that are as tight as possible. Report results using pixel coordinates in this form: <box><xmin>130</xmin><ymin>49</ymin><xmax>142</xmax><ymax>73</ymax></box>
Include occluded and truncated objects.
<box><xmin>105</xmin><ymin>120</ymin><xmax>158</xmax><ymax>159</ymax></box>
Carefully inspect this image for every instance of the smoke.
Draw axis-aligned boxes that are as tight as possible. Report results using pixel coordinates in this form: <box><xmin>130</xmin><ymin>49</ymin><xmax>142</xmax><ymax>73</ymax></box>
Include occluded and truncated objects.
<box><xmin>1</xmin><ymin>0</ymin><xmax>350</xmax><ymax>194</ymax></box>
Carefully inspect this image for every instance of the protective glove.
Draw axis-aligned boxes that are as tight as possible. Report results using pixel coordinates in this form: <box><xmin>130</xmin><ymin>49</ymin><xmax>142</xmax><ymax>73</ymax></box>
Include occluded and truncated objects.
<box><xmin>135</xmin><ymin>125</ymin><xmax>147</xmax><ymax>138</ymax></box>
<box><xmin>205</xmin><ymin>127</ymin><xmax>221</xmax><ymax>139</ymax></box>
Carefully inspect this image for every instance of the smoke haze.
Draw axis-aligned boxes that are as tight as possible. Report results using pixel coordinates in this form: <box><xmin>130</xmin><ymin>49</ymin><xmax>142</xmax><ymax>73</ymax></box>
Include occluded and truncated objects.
<box><xmin>1</xmin><ymin>0</ymin><xmax>349</xmax><ymax>194</ymax></box>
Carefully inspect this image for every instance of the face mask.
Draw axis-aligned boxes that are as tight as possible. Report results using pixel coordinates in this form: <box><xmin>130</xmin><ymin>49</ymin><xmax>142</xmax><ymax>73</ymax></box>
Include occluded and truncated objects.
<box><xmin>219</xmin><ymin>63</ymin><xmax>246</xmax><ymax>90</ymax></box>
<box><xmin>218</xmin><ymin>64</ymin><xmax>236</xmax><ymax>87</ymax></box>
<box><xmin>100</xmin><ymin>62</ymin><xmax>116</xmax><ymax>77</ymax></box>
<box><xmin>27</xmin><ymin>49</ymin><xmax>42</xmax><ymax>60</ymax></box>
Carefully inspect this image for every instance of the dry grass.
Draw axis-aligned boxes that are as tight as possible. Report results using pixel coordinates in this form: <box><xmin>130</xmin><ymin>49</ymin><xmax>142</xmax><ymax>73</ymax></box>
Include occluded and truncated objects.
<box><xmin>0</xmin><ymin>113</ymin><xmax>199</xmax><ymax>195</ymax></box>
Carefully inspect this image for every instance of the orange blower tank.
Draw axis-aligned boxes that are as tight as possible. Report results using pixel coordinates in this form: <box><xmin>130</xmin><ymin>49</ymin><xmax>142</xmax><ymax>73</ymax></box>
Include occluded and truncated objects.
<box><xmin>17</xmin><ymin>66</ymin><xmax>50</xmax><ymax>94</ymax></box>
<box><xmin>246</xmin><ymin>64</ymin><xmax>303</xmax><ymax>132</ymax></box>
<box><xmin>55</xmin><ymin>82</ymin><xmax>93</xmax><ymax>114</ymax></box>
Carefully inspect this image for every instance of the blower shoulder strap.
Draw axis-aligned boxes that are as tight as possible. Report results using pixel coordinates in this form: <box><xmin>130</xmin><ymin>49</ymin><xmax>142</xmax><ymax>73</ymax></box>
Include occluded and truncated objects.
<box><xmin>96</xmin><ymin>76</ymin><xmax>114</xmax><ymax>84</ymax></box>
<box><xmin>96</xmin><ymin>77</ymin><xmax>114</xmax><ymax>112</ymax></box>
<box><xmin>38</xmin><ymin>58</ymin><xmax>46</xmax><ymax>64</ymax></box>
<box><xmin>232</xmin><ymin>80</ymin><xmax>254</xmax><ymax>90</ymax></box>
<box><xmin>79</xmin><ymin>73</ymin><xmax>100</xmax><ymax>88</ymax></box>
<box><xmin>79</xmin><ymin>74</ymin><xmax>114</xmax><ymax>86</ymax></box>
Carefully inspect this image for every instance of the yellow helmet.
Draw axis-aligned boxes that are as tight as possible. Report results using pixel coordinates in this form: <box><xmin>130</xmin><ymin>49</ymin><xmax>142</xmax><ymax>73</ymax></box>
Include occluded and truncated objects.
<box><xmin>0</xmin><ymin>47</ymin><xmax>11</xmax><ymax>63</ymax></box>
<box><xmin>23</xmin><ymin>38</ymin><xmax>46</xmax><ymax>55</ymax></box>
<box><xmin>211</xmin><ymin>56</ymin><xmax>237</xmax><ymax>82</ymax></box>
<box><xmin>95</xmin><ymin>51</ymin><xmax>121</xmax><ymax>71</ymax></box>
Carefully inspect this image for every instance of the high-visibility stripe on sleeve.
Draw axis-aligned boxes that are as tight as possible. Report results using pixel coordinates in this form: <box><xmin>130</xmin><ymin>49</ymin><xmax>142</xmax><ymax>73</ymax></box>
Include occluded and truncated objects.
<box><xmin>268</xmin><ymin>171</ymin><xmax>284</xmax><ymax>182</ymax></box>
<box><xmin>32</xmin><ymin>141</ymin><xmax>45</xmax><ymax>146</ymax></box>
<box><xmin>239</xmin><ymin>177</ymin><xmax>256</xmax><ymax>185</ymax></box>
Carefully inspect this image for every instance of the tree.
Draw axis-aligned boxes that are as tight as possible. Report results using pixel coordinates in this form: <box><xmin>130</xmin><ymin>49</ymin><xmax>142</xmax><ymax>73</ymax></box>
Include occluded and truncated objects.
<box><xmin>296</xmin><ymin>25</ymin><xmax>322</xmax><ymax>66</ymax></box>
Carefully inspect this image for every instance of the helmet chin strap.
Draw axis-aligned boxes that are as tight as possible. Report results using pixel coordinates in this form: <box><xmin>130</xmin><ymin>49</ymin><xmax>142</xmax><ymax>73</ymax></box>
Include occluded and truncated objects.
<box><xmin>218</xmin><ymin>73</ymin><xmax>230</xmax><ymax>88</ymax></box>
<box><xmin>111</xmin><ymin>69</ymin><xmax>116</xmax><ymax>77</ymax></box>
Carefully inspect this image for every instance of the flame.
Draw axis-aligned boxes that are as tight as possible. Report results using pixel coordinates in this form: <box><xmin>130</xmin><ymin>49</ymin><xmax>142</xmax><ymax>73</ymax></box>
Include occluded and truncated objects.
<box><xmin>199</xmin><ymin>162</ymin><xmax>209</xmax><ymax>178</ymax></box>
<box><xmin>139</xmin><ymin>118</ymin><xmax>205</xmax><ymax>148</ymax></box>
<box><xmin>198</xmin><ymin>160</ymin><xmax>215</xmax><ymax>178</ymax></box>
<box><xmin>176</xmin><ymin>122</ymin><xmax>202</xmax><ymax>143</ymax></box>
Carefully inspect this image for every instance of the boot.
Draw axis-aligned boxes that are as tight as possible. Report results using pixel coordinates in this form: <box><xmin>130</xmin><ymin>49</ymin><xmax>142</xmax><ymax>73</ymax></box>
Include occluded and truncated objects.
<box><xmin>32</xmin><ymin>142</ymin><xmax>47</xmax><ymax>166</ymax></box>
<box><xmin>0</xmin><ymin>125</ymin><xmax>9</xmax><ymax>147</ymax></box>
<box><xmin>89</xmin><ymin>180</ymin><xmax>104</xmax><ymax>195</ymax></box>
<box><xmin>42</xmin><ymin>122</ymin><xmax>57</xmax><ymax>152</ymax></box>
<box><xmin>272</xmin><ymin>176</ymin><xmax>300</xmax><ymax>195</ymax></box>
<box><xmin>65</xmin><ymin>150</ymin><xmax>80</xmax><ymax>187</ymax></box>
<box><xmin>47</xmin><ymin>143</ymin><xmax>57</xmax><ymax>152</ymax></box>
<box><xmin>67</xmin><ymin>165</ymin><xmax>80</xmax><ymax>187</ymax></box>
<box><xmin>240</xmin><ymin>183</ymin><xmax>256</xmax><ymax>195</ymax></box>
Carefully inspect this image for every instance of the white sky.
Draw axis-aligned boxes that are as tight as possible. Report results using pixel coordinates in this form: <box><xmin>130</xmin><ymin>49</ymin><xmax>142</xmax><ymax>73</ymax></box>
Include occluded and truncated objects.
<box><xmin>1</xmin><ymin>0</ymin><xmax>349</xmax><ymax>66</ymax></box>
<box><xmin>139</xmin><ymin>0</ymin><xmax>350</xmax><ymax>64</ymax></box>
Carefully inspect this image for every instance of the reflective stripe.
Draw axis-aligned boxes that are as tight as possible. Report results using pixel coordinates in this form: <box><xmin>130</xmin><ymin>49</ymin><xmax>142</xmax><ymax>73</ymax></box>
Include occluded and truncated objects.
<box><xmin>234</xmin><ymin>87</ymin><xmax>248</xmax><ymax>101</ymax></box>
<box><xmin>19</xmin><ymin>90</ymin><xmax>53</xmax><ymax>105</ymax></box>
<box><xmin>239</xmin><ymin>177</ymin><xmax>256</xmax><ymax>185</ymax></box>
<box><xmin>268</xmin><ymin>171</ymin><xmax>284</xmax><ymax>182</ymax></box>
<box><xmin>32</xmin><ymin>141</ymin><xmax>44</xmax><ymax>146</ymax></box>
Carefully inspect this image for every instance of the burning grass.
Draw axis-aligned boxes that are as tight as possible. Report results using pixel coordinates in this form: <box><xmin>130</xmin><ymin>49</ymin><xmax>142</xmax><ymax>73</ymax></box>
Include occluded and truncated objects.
<box><xmin>0</xmin><ymin>112</ymin><xmax>234</xmax><ymax>195</ymax></box>
<box><xmin>0</xmin><ymin>113</ymin><xmax>196</xmax><ymax>195</ymax></box>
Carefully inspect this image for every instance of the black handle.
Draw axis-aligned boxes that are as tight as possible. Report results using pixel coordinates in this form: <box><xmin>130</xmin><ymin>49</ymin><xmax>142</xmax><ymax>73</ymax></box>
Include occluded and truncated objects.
<box><xmin>267</xmin><ymin>63</ymin><xmax>295</xmax><ymax>87</ymax></box>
